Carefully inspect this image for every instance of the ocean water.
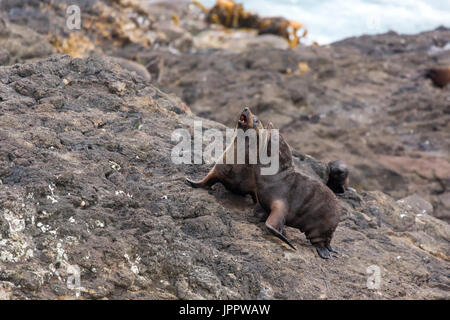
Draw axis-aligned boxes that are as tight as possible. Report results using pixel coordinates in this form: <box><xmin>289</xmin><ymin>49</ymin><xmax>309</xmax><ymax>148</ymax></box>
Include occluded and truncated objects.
<box><xmin>201</xmin><ymin>0</ymin><xmax>450</xmax><ymax>44</ymax></box>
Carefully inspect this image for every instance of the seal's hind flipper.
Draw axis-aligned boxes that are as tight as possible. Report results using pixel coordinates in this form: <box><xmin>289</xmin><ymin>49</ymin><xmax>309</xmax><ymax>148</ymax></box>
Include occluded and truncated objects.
<box><xmin>315</xmin><ymin>245</ymin><xmax>331</xmax><ymax>259</ymax></box>
<box><xmin>326</xmin><ymin>244</ymin><xmax>340</xmax><ymax>255</ymax></box>
<box><xmin>266</xmin><ymin>223</ymin><xmax>296</xmax><ymax>250</ymax></box>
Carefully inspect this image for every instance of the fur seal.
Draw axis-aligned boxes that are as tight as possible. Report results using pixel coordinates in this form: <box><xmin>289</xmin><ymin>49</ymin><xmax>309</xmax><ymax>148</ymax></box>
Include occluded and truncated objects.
<box><xmin>186</xmin><ymin>107</ymin><xmax>263</xmax><ymax>203</ymax></box>
<box><xmin>426</xmin><ymin>66</ymin><xmax>450</xmax><ymax>88</ymax></box>
<box><xmin>249</xmin><ymin>111</ymin><xmax>341</xmax><ymax>259</ymax></box>
<box><xmin>327</xmin><ymin>160</ymin><xmax>349</xmax><ymax>194</ymax></box>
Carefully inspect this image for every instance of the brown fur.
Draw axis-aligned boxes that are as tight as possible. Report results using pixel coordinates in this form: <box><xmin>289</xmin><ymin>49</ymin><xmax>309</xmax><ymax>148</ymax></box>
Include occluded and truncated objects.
<box><xmin>186</xmin><ymin>107</ymin><xmax>263</xmax><ymax>203</ymax></box>
<box><xmin>252</xmin><ymin>117</ymin><xmax>341</xmax><ymax>259</ymax></box>
<box><xmin>327</xmin><ymin>160</ymin><xmax>349</xmax><ymax>194</ymax></box>
<box><xmin>427</xmin><ymin>66</ymin><xmax>450</xmax><ymax>88</ymax></box>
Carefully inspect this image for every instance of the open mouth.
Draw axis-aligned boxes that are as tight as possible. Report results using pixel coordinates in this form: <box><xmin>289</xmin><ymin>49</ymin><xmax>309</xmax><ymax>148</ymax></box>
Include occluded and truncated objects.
<box><xmin>238</xmin><ymin>113</ymin><xmax>248</xmax><ymax>127</ymax></box>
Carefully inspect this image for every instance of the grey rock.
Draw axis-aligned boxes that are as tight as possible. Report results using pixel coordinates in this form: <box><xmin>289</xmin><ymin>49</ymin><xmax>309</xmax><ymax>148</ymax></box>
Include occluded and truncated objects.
<box><xmin>0</xmin><ymin>55</ymin><xmax>448</xmax><ymax>300</ymax></box>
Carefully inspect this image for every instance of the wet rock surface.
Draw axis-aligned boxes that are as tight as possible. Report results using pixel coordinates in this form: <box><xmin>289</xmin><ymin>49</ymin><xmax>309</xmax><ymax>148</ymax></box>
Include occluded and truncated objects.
<box><xmin>0</xmin><ymin>55</ymin><xmax>449</xmax><ymax>299</ymax></box>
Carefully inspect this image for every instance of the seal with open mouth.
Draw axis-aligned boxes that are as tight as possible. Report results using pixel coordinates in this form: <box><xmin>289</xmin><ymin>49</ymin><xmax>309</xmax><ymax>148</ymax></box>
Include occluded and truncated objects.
<box><xmin>253</xmin><ymin>121</ymin><xmax>341</xmax><ymax>259</ymax></box>
<box><xmin>186</xmin><ymin>107</ymin><xmax>263</xmax><ymax>203</ymax></box>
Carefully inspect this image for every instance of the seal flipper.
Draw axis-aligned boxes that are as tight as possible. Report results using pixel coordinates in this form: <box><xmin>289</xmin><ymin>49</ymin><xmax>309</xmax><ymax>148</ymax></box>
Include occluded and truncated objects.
<box><xmin>186</xmin><ymin>177</ymin><xmax>203</xmax><ymax>188</ymax></box>
<box><xmin>265</xmin><ymin>201</ymin><xmax>296</xmax><ymax>250</ymax></box>
<box><xmin>326</xmin><ymin>244</ymin><xmax>340</xmax><ymax>255</ymax></box>
<box><xmin>186</xmin><ymin>169</ymin><xmax>219</xmax><ymax>189</ymax></box>
<box><xmin>186</xmin><ymin>177</ymin><xmax>215</xmax><ymax>189</ymax></box>
<box><xmin>315</xmin><ymin>245</ymin><xmax>331</xmax><ymax>259</ymax></box>
<box><xmin>266</xmin><ymin>223</ymin><xmax>296</xmax><ymax>250</ymax></box>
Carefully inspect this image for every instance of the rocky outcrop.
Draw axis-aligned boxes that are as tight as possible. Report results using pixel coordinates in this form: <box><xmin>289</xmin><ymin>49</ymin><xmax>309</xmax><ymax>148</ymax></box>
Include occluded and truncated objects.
<box><xmin>0</xmin><ymin>55</ymin><xmax>448</xmax><ymax>299</ymax></box>
<box><xmin>135</xmin><ymin>27</ymin><xmax>450</xmax><ymax>222</ymax></box>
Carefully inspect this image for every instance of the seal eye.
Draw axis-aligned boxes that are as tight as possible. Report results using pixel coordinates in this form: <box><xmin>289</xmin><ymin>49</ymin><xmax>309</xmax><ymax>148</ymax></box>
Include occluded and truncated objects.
<box><xmin>253</xmin><ymin>117</ymin><xmax>259</xmax><ymax>124</ymax></box>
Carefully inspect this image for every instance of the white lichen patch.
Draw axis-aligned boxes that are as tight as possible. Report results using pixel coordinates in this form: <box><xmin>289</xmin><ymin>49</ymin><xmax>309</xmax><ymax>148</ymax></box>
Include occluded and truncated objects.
<box><xmin>109</xmin><ymin>160</ymin><xmax>121</xmax><ymax>171</ymax></box>
<box><xmin>94</xmin><ymin>220</ymin><xmax>105</xmax><ymax>228</ymax></box>
<box><xmin>56</xmin><ymin>242</ymin><xmax>68</xmax><ymax>263</ymax></box>
<box><xmin>65</xmin><ymin>236</ymin><xmax>78</xmax><ymax>245</ymax></box>
<box><xmin>124</xmin><ymin>253</ymin><xmax>141</xmax><ymax>275</ymax></box>
<box><xmin>48</xmin><ymin>240</ymin><xmax>72</xmax><ymax>282</ymax></box>
<box><xmin>26</xmin><ymin>248</ymin><xmax>34</xmax><ymax>258</ymax></box>
<box><xmin>0</xmin><ymin>281</ymin><xmax>14</xmax><ymax>299</ymax></box>
<box><xmin>47</xmin><ymin>195</ymin><xmax>58</xmax><ymax>204</ymax></box>
<box><xmin>39</xmin><ymin>210</ymin><xmax>52</xmax><ymax>218</ymax></box>
<box><xmin>47</xmin><ymin>183</ymin><xmax>58</xmax><ymax>204</ymax></box>
<box><xmin>0</xmin><ymin>238</ymin><xmax>32</xmax><ymax>263</ymax></box>
<box><xmin>115</xmin><ymin>190</ymin><xmax>133</xmax><ymax>198</ymax></box>
<box><xmin>36</xmin><ymin>222</ymin><xmax>51</xmax><ymax>233</ymax></box>
<box><xmin>0</xmin><ymin>197</ymin><xmax>37</xmax><ymax>263</ymax></box>
<box><xmin>3</xmin><ymin>209</ymin><xmax>25</xmax><ymax>234</ymax></box>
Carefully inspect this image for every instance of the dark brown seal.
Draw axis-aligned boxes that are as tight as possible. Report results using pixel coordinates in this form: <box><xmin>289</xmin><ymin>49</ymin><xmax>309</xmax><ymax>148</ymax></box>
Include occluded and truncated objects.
<box><xmin>186</xmin><ymin>107</ymin><xmax>263</xmax><ymax>203</ymax></box>
<box><xmin>426</xmin><ymin>66</ymin><xmax>450</xmax><ymax>88</ymax></box>
<box><xmin>327</xmin><ymin>160</ymin><xmax>349</xmax><ymax>194</ymax></box>
<box><xmin>252</xmin><ymin>118</ymin><xmax>341</xmax><ymax>259</ymax></box>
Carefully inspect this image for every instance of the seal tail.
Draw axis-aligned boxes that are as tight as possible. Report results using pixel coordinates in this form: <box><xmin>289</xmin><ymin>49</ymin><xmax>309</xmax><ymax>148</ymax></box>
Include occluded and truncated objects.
<box><xmin>265</xmin><ymin>223</ymin><xmax>296</xmax><ymax>250</ymax></box>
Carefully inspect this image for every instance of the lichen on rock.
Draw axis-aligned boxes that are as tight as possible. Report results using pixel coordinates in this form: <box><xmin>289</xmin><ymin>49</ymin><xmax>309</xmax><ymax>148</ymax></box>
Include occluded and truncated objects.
<box><xmin>0</xmin><ymin>54</ymin><xmax>448</xmax><ymax>299</ymax></box>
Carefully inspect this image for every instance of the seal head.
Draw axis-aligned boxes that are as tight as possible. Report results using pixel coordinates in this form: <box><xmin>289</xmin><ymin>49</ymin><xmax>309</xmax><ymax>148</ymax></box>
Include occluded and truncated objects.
<box><xmin>186</xmin><ymin>107</ymin><xmax>262</xmax><ymax>203</ymax></box>
<box><xmin>327</xmin><ymin>160</ymin><xmax>349</xmax><ymax>194</ymax></box>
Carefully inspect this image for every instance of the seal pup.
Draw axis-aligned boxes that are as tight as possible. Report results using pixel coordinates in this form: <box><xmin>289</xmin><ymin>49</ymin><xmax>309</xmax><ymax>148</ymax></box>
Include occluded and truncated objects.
<box><xmin>327</xmin><ymin>160</ymin><xmax>349</xmax><ymax>194</ymax></box>
<box><xmin>186</xmin><ymin>107</ymin><xmax>263</xmax><ymax>203</ymax></box>
<box><xmin>253</xmin><ymin>120</ymin><xmax>341</xmax><ymax>259</ymax></box>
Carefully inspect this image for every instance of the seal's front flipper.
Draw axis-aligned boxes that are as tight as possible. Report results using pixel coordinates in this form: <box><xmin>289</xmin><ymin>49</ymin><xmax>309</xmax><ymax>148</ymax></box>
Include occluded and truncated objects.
<box><xmin>186</xmin><ymin>177</ymin><xmax>202</xmax><ymax>188</ymax></box>
<box><xmin>315</xmin><ymin>245</ymin><xmax>331</xmax><ymax>259</ymax></box>
<box><xmin>265</xmin><ymin>201</ymin><xmax>296</xmax><ymax>250</ymax></box>
<box><xmin>186</xmin><ymin>170</ymin><xmax>218</xmax><ymax>189</ymax></box>
<box><xmin>266</xmin><ymin>223</ymin><xmax>296</xmax><ymax>250</ymax></box>
<box><xmin>326</xmin><ymin>244</ymin><xmax>340</xmax><ymax>255</ymax></box>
